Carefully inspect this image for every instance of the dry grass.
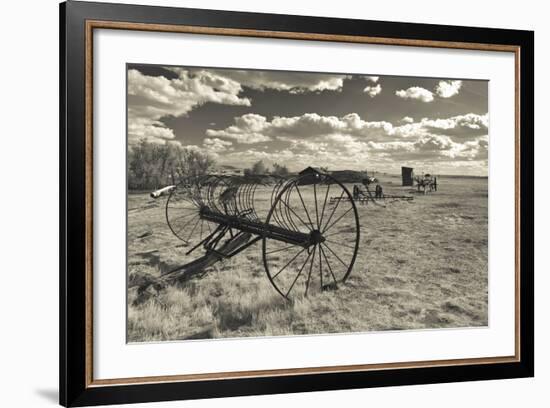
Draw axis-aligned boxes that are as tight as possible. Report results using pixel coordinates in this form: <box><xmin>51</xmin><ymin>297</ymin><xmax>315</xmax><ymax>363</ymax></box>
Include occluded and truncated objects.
<box><xmin>127</xmin><ymin>175</ymin><xmax>488</xmax><ymax>342</ymax></box>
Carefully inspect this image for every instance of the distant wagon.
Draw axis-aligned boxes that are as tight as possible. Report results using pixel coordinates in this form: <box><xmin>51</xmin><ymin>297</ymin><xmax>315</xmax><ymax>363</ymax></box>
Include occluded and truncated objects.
<box><xmin>415</xmin><ymin>173</ymin><xmax>438</xmax><ymax>194</ymax></box>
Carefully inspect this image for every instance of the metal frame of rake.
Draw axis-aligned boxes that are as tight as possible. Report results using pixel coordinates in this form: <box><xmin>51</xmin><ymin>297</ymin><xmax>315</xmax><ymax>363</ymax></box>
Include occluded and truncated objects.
<box><xmin>164</xmin><ymin>170</ymin><xmax>360</xmax><ymax>299</ymax></box>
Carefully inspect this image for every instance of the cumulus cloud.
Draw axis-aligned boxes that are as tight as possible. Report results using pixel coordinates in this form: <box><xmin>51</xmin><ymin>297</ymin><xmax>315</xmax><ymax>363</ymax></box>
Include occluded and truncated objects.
<box><xmin>215</xmin><ymin>136</ymin><xmax>487</xmax><ymax>174</ymax></box>
<box><xmin>205</xmin><ymin>114</ymin><xmax>273</xmax><ymax>144</ymax></box>
<box><xmin>220</xmin><ymin>144</ymin><xmax>371</xmax><ymax>172</ymax></box>
<box><xmin>420</xmin><ymin>113</ymin><xmax>488</xmax><ymax>137</ymax></box>
<box><xmin>288</xmin><ymin>139</ymin><xmax>329</xmax><ymax>154</ymax></box>
<box><xmin>127</xmin><ymin>68</ymin><xmax>251</xmax><ymax>144</ymax></box>
<box><xmin>126</xmin><ymin>66</ymin><xmax>488</xmax><ymax>175</ymax></box>
<box><xmin>204</xmin><ymin>111</ymin><xmax>488</xmax><ymax>172</ymax></box>
<box><xmin>206</xmin><ymin>113</ymin><xmax>394</xmax><ymax>144</ymax></box>
<box><xmin>435</xmin><ymin>80</ymin><xmax>463</xmax><ymax>98</ymax></box>
<box><xmin>206</xmin><ymin>112</ymin><xmax>488</xmax><ymax>151</ymax></box>
<box><xmin>395</xmin><ymin>86</ymin><xmax>434</xmax><ymax>102</ymax></box>
<box><xmin>395</xmin><ymin>81</ymin><xmax>462</xmax><ymax>103</ymax></box>
<box><xmin>179</xmin><ymin>68</ymin><xmax>351</xmax><ymax>93</ymax></box>
<box><xmin>203</xmin><ymin>137</ymin><xmax>233</xmax><ymax>152</ymax></box>
<box><xmin>363</xmin><ymin>84</ymin><xmax>382</xmax><ymax>97</ymax></box>
<box><xmin>390</xmin><ymin>113</ymin><xmax>488</xmax><ymax>140</ymax></box>
<box><xmin>127</xmin><ymin>117</ymin><xmax>176</xmax><ymax>144</ymax></box>
<box><xmin>218</xmin><ymin>134</ymin><xmax>487</xmax><ymax>173</ymax></box>
<box><xmin>367</xmin><ymin>134</ymin><xmax>487</xmax><ymax>162</ymax></box>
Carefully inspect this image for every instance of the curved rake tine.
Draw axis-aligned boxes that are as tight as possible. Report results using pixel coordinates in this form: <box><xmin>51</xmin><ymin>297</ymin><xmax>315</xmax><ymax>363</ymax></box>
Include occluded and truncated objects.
<box><xmin>271</xmin><ymin>179</ymin><xmax>286</xmax><ymax>228</ymax></box>
<box><xmin>270</xmin><ymin>180</ymin><xmax>283</xmax><ymax>226</ymax></box>
<box><xmin>279</xmin><ymin>185</ymin><xmax>297</xmax><ymax>232</ymax></box>
<box><xmin>272</xmin><ymin>178</ymin><xmax>288</xmax><ymax>228</ymax></box>
<box><xmin>279</xmin><ymin>197</ymin><xmax>313</xmax><ymax>232</ymax></box>
<box><xmin>248</xmin><ymin>183</ymin><xmax>259</xmax><ymax>220</ymax></box>
<box><xmin>295</xmin><ymin>183</ymin><xmax>315</xmax><ymax>230</ymax></box>
<box><xmin>243</xmin><ymin>182</ymin><xmax>252</xmax><ymax>218</ymax></box>
<box><xmin>283</xmin><ymin>185</ymin><xmax>299</xmax><ymax>232</ymax></box>
<box><xmin>288</xmin><ymin>186</ymin><xmax>304</xmax><ymax>232</ymax></box>
<box><xmin>240</xmin><ymin>182</ymin><xmax>249</xmax><ymax>216</ymax></box>
<box><xmin>251</xmin><ymin>183</ymin><xmax>261</xmax><ymax>221</ymax></box>
<box><xmin>235</xmin><ymin>182</ymin><xmax>244</xmax><ymax>215</ymax></box>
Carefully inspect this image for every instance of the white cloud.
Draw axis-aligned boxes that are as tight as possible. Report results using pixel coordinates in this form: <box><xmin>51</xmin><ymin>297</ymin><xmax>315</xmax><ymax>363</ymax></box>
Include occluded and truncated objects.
<box><xmin>420</xmin><ymin>113</ymin><xmax>488</xmax><ymax>136</ymax></box>
<box><xmin>128</xmin><ymin>117</ymin><xmax>176</xmax><ymax>144</ymax></box>
<box><xmin>389</xmin><ymin>113</ymin><xmax>488</xmax><ymax>139</ymax></box>
<box><xmin>401</xmin><ymin>116</ymin><xmax>414</xmax><ymax>123</ymax></box>
<box><xmin>435</xmin><ymin>80</ymin><xmax>463</xmax><ymax>98</ymax></box>
<box><xmin>188</xmin><ymin>69</ymin><xmax>351</xmax><ymax>93</ymax></box>
<box><xmin>206</xmin><ymin>114</ymin><xmax>273</xmax><ymax>144</ymax></box>
<box><xmin>367</xmin><ymin>133</ymin><xmax>487</xmax><ymax>162</ymax></box>
<box><xmin>395</xmin><ymin>81</ymin><xmax>462</xmax><ymax>103</ymax></box>
<box><xmin>127</xmin><ymin>68</ymin><xmax>251</xmax><ymax>144</ymax></box>
<box><xmin>363</xmin><ymin>84</ymin><xmax>382</xmax><ymax>97</ymax></box>
<box><xmin>324</xmin><ymin>134</ymin><xmax>370</xmax><ymax>154</ymax></box>
<box><xmin>206</xmin><ymin>112</ymin><xmax>488</xmax><ymax>152</ymax></box>
<box><xmin>207</xmin><ymin>113</ymin><xmax>395</xmax><ymax>144</ymax></box>
<box><xmin>395</xmin><ymin>86</ymin><xmax>434</xmax><ymax>102</ymax></box>
<box><xmin>215</xmin><ymin>132</ymin><xmax>487</xmax><ymax>174</ymax></box>
<box><xmin>203</xmin><ymin>137</ymin><xmax>233</xmax><ymax>152</ymax></box>
<box><xmin>365</xmin><ymin>76</ymin><xmax>379</xmax><ymax>83</ymax></box>
<box><xmin>289</xmin><ymin>139</ymin><xmax>329</xmax><ymax>154</ymax></box>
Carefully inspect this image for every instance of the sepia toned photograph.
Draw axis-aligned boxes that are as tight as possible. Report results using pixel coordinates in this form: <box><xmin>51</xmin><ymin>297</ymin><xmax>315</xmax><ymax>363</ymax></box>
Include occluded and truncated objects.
<box><xmin>126</xmin><ymin>64</ymin><xmax>489</xmax><ymax>343</ymax></box>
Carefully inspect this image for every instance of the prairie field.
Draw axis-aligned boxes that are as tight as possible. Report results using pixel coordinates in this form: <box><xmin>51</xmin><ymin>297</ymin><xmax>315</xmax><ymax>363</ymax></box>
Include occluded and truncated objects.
<box><xmin>127</xmin><ymin>175</ymin><xmax>488</xmax><ymax>342</ymax></box>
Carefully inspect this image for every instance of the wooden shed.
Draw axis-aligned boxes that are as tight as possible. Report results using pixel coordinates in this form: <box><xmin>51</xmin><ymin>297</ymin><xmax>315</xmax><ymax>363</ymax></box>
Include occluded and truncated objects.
<box><xmin>402</xmin><ymin>166</ymin><xmax>414</xmax><ymax>186</ymax></box>
<box><xmin>298</xmin><ymin>166</ymin><xmax>325</xmax><ymax>185</ymax></box>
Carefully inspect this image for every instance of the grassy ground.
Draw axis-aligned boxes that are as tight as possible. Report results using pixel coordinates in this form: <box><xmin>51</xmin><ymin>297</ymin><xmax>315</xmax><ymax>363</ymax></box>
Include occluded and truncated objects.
<box><xmin>127</xmin><ymin>175</ymin><xmax>488</xmax><ymax>342</ymax></box>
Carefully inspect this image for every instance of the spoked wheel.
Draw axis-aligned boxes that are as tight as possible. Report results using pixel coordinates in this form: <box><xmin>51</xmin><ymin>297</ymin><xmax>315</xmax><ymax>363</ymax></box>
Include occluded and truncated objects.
<box><xmin>262</xmin><ymin>172</ymin><xmax>360</xmax><ymax>299</ymax></box>
<box><xmin>165</xmin><ymin>176</ymin><xmax>215</xmax><ymax>248</ymax></box>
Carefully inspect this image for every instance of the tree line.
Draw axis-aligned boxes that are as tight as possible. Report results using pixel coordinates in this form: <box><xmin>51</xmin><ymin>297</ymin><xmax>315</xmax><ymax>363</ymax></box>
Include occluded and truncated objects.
<box><xmin>128</xmin><ymin>139</ymin><xmax>214</xmax><ymax>190</ymax></box>
<box><xmin>244</xmin><ymin>160</ymin><xmax>290</xmax><ymax>177</ymax></box>
<box><xmin>127</xmin><ymin>140</ymin><xmax>293</xmax><ymax>191</ymax></box>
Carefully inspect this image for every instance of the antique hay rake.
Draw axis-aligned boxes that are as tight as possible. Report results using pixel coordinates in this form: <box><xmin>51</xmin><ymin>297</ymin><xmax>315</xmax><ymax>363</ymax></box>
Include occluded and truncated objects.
<box><xmin>163</xmin><ymin>170</ymin><xmax>360</xmax><ymax>299</ymax></box>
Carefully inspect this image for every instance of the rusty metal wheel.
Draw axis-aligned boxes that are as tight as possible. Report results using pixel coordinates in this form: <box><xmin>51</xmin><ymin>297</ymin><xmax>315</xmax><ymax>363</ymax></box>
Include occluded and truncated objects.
<box><xmin>262</xmin><ymin>172</ymin><xmax>360</xmax><ymax>299</ymax></box>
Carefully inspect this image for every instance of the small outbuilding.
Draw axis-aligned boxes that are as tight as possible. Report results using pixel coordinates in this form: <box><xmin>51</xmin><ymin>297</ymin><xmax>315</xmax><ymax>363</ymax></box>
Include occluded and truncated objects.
<box><xmin>298</xmin><ymin>166</ymin><xmax>327</xmax><ymax>185</ymax></box>
<box><xmin>401</xmin><ymin>166</ymin><xmax>414</xmax><ymax>186</ymax></box>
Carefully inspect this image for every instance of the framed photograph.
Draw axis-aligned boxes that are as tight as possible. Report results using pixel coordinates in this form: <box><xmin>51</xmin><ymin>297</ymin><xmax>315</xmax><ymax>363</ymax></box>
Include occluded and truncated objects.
<box><xmin>60</xmin><ymin>1</ymin><xmax>534</xmax><ymax>406</ymax></box>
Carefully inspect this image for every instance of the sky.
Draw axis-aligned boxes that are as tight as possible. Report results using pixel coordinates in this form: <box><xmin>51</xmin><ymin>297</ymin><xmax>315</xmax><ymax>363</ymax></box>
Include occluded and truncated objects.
<box><xmin>127</xmin><ymin>64</ymin><xmax>489</xmax><ymax>176</ymax></box>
